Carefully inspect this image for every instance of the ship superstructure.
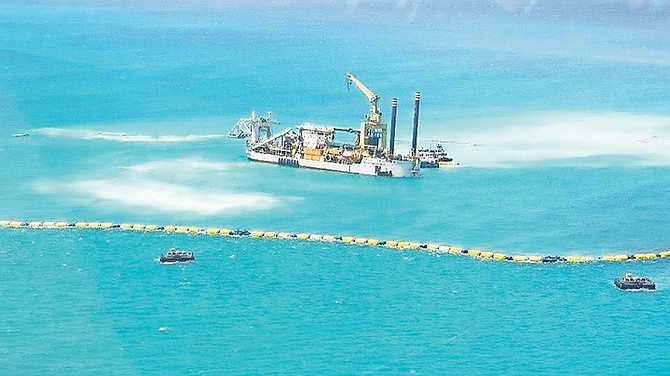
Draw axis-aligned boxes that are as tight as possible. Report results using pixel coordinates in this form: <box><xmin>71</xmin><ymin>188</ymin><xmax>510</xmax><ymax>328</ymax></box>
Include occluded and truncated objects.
<box><xmin>231</xmin><ymin>73</ymin><xmax>421</xmax><ymax>177</ymax></box>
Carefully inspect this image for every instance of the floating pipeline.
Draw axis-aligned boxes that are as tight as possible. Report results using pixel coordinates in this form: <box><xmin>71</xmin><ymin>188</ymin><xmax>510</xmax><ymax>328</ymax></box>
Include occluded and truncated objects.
<box><xmin>2</xmin><ymin>219</ymin><xmax>670</xmax><ymax>264</ymax></box>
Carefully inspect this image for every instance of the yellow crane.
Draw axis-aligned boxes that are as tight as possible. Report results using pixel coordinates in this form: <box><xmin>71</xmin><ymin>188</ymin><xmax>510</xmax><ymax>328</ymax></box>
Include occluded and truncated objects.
<box><xmin>346</xmin><ymin>72</ymin><xmax>388</xmax><ymax>155</ymax></box>
<box><xmin>346</xmin><ymin>72</ymin><xmax>382</xmax><ymax>125</ymax></box>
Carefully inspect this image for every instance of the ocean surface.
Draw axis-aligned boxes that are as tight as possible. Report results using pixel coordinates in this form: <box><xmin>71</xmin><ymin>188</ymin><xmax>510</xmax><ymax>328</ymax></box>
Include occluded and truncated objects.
<box><xmin>2</xmin><ymin>1</ymin><xmax>670</xmax><ymax>374</ymax></box>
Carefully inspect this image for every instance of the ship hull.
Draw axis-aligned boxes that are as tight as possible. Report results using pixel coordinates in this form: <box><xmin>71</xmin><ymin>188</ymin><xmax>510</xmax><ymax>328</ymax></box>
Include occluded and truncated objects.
<box><xmin>614</xmin><ymin>279</ymin><xmax>655</xmax><ymax>290</ymax></box>
<box><xmin>247</xmin><ymin>150</ymin><xmax>417</xmax><ymax>177</ymax></box>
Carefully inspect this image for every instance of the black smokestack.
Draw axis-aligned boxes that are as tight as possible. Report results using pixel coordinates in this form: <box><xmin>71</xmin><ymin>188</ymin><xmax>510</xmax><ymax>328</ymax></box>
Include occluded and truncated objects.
<box><xmin>389</xmin><ymin>97</ymin><xmax>397</xmax><ymax>156</ymax></box>
<box><xmin>411</xmin><ymin>91</ymin><xmax>420</xmax><ymax>157</ymax></box>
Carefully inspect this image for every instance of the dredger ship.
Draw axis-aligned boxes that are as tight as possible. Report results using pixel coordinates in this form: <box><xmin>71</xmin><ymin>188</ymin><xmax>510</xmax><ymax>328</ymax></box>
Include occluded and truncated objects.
<box><xmin>229</xmin><ymin>73</ymin><xmax>422</xmax><ymax>178</ymax></box>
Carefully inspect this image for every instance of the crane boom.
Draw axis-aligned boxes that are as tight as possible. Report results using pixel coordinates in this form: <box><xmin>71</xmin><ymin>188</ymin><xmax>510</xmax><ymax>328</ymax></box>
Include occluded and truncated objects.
<box><xmin>346</xmin><ymin>72</ymin><xmax>382</xmax><ymax>124</ymax></box>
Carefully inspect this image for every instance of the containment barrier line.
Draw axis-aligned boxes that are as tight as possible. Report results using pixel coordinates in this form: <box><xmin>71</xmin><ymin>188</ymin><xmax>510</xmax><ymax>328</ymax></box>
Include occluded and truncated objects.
<box><xmin>2</xmin><ymin>219</ymin><xmax>669</xmax><ymax>264</ymax></box>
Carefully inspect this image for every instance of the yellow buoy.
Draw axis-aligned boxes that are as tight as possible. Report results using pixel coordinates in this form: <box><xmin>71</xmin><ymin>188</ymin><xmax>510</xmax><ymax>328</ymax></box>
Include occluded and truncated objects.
<box><xmin>528</xmin><ymin>256</ymin><xmax>543</xmax><ymax>263</ymax></box>
<box><xmin>55</xmin><ymin>221</ymin><xmax>68</xmax><ymax>228</ymax></box>
<box><xmin>354</xmin><ymin>237</ymin><xmax>367</xmax><ymax>244</ymax></box>
<box><xmin>309</xmin><ymin>234</ymin><xmax>323</xmax><ymax>241</ymax></box>
<box><xmin>206</xmin><ymin>228</ymin><xmax>220</xmax><ymax>235</ymax></box>
<box><xmin>479</xmin><ymin>251</ymin><xmax>494</xmax><ymax>259</ymax></box>
<box><xmin>659</xmin><ymin>250</ymin><xmax>670</xmax><ymax>258</ymax></box>
<box><xmin>449</xmin><ymin>247</ymin><xmax>462</xmax><ymax>254</ymax></box>
<box><xmin>614</xmin><ymin>254</ymin><xmax>629</xmax><ymax>261</ymax></box>
<box><xmin>322</xmin><ymin>235</ymin><xmax>335</xmax><ymax>242</ymax></box>
<box><xmin>296</xmin><ymin>233</ymin><xmax>310</xmax><ymax>240</ymax></box>
<box><xmin>29</xmin><ymin>221</ymin><xmax>43</xmax><ymax>228</ymax></box>
<box><xmin>581</xmin><ymin>256</ymin><xmax>595</xmax><ymax>262</ymax></box>
<box><xmin>277</xmin><ymin>232</ymin><xmax>290</xmax><ymax>238</ymax></box>
<box><xmin>120</xmin><ymin>223</ymin><xmax>133</xmax><ymax>229</ymax></box>
<box><xmin>467</xmin><ymin>249</ymin><xmax>481</xmax><ymax>257</ymax></box>
<box><xmin>0</xmin><ymin>220</ymin><xmax>10</xmax><ymax>226</ymax></box>
<box><xmin>250</xmin><ymin>231</ymin><xmax>264</xmax><ymax>237</ymax></box>
<box><xmin>385</xmin><ymin>240</ymin><xmax>398</xmax><ymax>247</ymax></box>
<box><xmin>409</xmin><ymin>243</ymin><xmax>422</xmax><ymax>249</ymax></box>
<box><xmin>175</xmin><ymin>226</ymin><xmax>188</xmax><ymax>233</ymax></box>
<box><xmin>341</xmin><ymin>236</ymin><xmax>354</xmax><ymax>243</ymax></box>
<box><xmin>101</xmin><ymin>222</ymin><xmax>113</xmax><ymax>229</ymax></box>
<box><xmin>264</xmin><ymin>232</ymin><xmax>277</xmax><ymax>238</ymax></box>
<box><xmin>367</xmin><ymin>239</ymin><xmax>380</xmax><ymax>246</ymax></box>
<box><xmin>493</xmin><ymin>253</ymin><xmax>507</xmax><ymax>260</ymax></box>
<box><xmin>512</xmin><ymin>255</ymin><xmax>528</xmax><ymax>262</ymax></box>
<box><xmin>132</xmin><ymin>224</ymin><xmax>145</xmax><ymax>230</ymax></box>
<box><xmin>43</xmin><ymin>221</ymin><xmax>56</xmax><ymax>228</ymax></box>
<box><xmin>426</xmin><ymin>244</ymin><xmax>440</xmax><ymax>251</ymax></box>
<box><xmin>566</xmin><ymin>256</ymin><xmax>582</xmax><ymax>262</ymax></box>
<box><xmin>601</xmin><ymin>255</ymin><xmax>617</xmax><ymax>261</ymax></box>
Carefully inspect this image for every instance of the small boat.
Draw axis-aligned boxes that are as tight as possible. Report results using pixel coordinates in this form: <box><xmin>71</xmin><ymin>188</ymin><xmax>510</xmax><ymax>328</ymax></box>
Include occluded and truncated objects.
<box><xmin>160</xmin><ymin>248</ymin><xmax>195</xmax><ymax>263</ymax></box>
<box><xmin>614</xmin><ymin>272</ymin><xmax>655</xmax><ymax>290</ymax></box>
<box><xmin>417</xmin><ymin>144</ymin><xmax>458</xmax><ymax>168</ymax></box>
<box><xmin>13</xmin><ymin>133</ymin><xmax>29</xmax><ymax>137</ymax></box>
<box><xmin>230</xmin><ymin>229</ymin><xmax>251</xmax><ymax>236</ymax></box>
<box><xmin>416</xmin><ymin>144</ymin><xmax>458</xmax><ymax>168</ymax></box>
<box><xmin>542</xmin><ymin>255</ymin><xmax>565</xmax><ymax>263</ymax></box>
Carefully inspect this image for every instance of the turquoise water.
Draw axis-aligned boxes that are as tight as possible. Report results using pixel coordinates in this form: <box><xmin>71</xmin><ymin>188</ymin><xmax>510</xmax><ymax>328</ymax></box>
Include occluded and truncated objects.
<box><xmin>2</xmin><ymin>2</ymin><xmax>670</xmax><ymax>374</ymax></box>
<box><xmin>2</xmin><ymin>228</ymin><xmax>669</xmax><ymax>375</ymax></box>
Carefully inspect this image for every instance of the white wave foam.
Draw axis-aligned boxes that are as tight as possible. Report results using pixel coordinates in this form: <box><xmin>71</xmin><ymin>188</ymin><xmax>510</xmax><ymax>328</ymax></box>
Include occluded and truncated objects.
<box><xmin>34</xmin><ymin>127</ymin><xmax>225</xmax><ymax>143</ymax></box>
<box><xmin>433</xmin><ymin>111</ymin><xmax>670</xmax><ymax>167</ymax></box>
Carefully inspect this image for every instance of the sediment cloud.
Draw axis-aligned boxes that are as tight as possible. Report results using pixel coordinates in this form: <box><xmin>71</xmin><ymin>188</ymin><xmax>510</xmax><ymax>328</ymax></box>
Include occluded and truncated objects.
<box><xmin>434</xmin><ymin>111</ymin><xmax>670</xmax><ymax>167</ymax></box>
<box><xmin>32</xmin><ymin>158</ymin><xmax>286</xmax><ymax>216</ymax></box>
<box><xmin>35</xmin><ymin>127</ymin><xmax>225</xmax><ymax>143</ymax></box>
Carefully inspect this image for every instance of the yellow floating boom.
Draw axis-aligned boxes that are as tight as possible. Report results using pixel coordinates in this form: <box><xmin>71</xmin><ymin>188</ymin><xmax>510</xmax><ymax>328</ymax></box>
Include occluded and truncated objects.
<box><xmin>2</xmin><ymin>219</ymin><xmax>669</xmax><ymax>265</ymax></box>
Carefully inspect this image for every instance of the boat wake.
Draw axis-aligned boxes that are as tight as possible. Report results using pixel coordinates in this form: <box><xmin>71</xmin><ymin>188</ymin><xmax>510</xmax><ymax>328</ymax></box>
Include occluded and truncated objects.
<box><xmin>615</xmin><ymin>286</ymin><xmax>658</xmax><ymax>293</ymax></box>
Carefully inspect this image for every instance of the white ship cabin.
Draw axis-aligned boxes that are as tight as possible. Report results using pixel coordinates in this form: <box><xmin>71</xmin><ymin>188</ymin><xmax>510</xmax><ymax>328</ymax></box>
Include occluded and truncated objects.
<box><xmin>297</xmin><ymin>124</ymin><xmax>362</xmax><ymax>162</ymax></box>
<box><xmin>299</xmin><ymin>124</ymin><xmax>335</xmax><ymax>149</ymax></box>
<box><xmin>298</xmin><ymin>125</ymin><xmax>360</xmax><ymax>149</ymax></box>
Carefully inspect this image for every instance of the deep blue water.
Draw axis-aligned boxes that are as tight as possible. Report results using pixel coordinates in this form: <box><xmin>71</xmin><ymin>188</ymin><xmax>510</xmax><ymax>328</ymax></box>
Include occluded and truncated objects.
<box><xmin>2</xmin><ymin>1</ymin><xmax>670</xmax><ymax>374</ymax></box>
